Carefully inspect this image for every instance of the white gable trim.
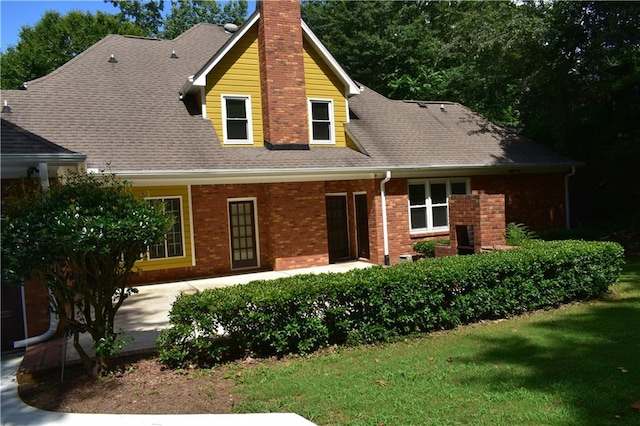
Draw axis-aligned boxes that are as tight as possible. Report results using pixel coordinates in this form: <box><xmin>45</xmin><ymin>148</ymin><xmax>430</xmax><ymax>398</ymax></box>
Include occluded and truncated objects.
<box><xmin>190</xmin><ymin>12</ymin><xmax>261</xmax><ymax>89</ymax></box>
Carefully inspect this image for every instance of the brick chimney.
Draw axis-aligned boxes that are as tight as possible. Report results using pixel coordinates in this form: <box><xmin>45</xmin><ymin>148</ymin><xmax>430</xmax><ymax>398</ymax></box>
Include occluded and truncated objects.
<box><xmin>258</xmin><ymin>0</ymin><xmax>309</xmax><ymax>150</ymax></box>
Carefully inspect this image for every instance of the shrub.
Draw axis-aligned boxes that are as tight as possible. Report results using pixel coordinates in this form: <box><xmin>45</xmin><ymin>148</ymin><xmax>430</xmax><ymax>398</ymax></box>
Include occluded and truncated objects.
<box><xmin>413</xmin><ymin>239</ymin><xmax>450</xmax><ymax>257</ymax></box>
<box><xmin>158</xmin><ymin>240</ymin><xmax>624</xmax><ymax>368</ymax></box>
<box><xmin>505</xmin><ymin>222</ymin><xmax>539</xmax><ymax>245</ymax></box>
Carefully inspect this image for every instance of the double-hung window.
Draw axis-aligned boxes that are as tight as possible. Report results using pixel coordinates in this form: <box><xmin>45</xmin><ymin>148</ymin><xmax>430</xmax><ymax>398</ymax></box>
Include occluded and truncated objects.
<box><xmin>148</xmin><ymin>197</ymin><xmax>185</xmax><ymax>259</ymax></box>
<box><xmin>309</xmin><ymin>99</ymin><xmax>334</xmax><ymax>144</ymax></box>
<box><xmin>408</xmin><ymin>179</ymin><xmax>469</xmax><ymax>233</ymax></box>
<box><xmin>222</xmin><ymin>95</ymin><xmax>252</xmax><ymax>144</ymax></box>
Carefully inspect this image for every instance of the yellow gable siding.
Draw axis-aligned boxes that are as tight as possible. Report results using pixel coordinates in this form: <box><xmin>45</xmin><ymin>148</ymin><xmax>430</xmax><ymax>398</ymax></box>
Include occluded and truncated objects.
<box><xmin>304</xmin><ymin>41</ymin><xmax>348</xmax><ymax>147</ymax></box>
<box><xmin>131</xmin><ymin>185</ymin><xmax>194</xmax><ymax>272</ymax></box>
<box><xmin>206</xmin><ymin>26</ymin><xmax>263</xmax><ymax>147</ymax></box>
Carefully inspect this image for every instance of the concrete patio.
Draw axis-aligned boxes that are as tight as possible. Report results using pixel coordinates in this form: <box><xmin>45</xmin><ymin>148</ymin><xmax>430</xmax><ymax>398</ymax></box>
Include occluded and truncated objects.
<box><xmin>64</xmin><ymin>260</ymin><xmax>374</xmax><ymax>362</ymax></box>
<box><xmin>2</xmin><ymin>261</ymin><xmax>374</xmax><ymax>426</ymax></box>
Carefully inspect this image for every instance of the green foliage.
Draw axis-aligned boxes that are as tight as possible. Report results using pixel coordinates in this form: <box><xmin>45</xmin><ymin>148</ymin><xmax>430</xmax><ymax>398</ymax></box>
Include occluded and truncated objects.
<box><xmin>158</xmin><ymin>240</ymin><xmax>624</xmax><ymax>368</ymax></box>
<box><xmin>163</xmin><ymin>0</ymin><xmax>247</xmax><ymax>38</ymax></box>
<box><xmin>413</xmin><ymin>239</ymin><xmax>449</xmax><ymax>258</ymax></box>
<box><xmin>1</xmin><ymin>172</ymin><xmax>172</xmax><ymax>376</ymax></box>
<box><xmin>303</xmin><ymin>1</ymin><xmax>640</xmax><ymax>226</ymax></box>
<box><xmin>108</xmin><ymin>0</ymin><xmax>165</xmax><ymax>38</ymax></box>
<box><xmin>0</xmin><ymin>11</ymin><xmax>146</xmax><ymax>89</ymax></box>
<box><xmin>109</xmin><ymin>0</ymin><xmax>248</xmax><ymax>39</ymax></box>
<box><xmin>505</xmin><ymin>222</ymin><xmax>539</xmax><ymax>246</ymax></box>
<box><xmin>233</xmin><ymin>260</ymin><xmax>640</xmax><ymax>425</ymax></box>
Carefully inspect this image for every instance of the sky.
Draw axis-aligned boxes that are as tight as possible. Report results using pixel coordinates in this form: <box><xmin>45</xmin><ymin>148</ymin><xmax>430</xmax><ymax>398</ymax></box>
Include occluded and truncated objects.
<box><xmin>0</xmin><ymin>0</ymin><xmax>256</xmax><ymax>52</ymax></box>
<box><xmin>1</xmin><ymin>1</ymin><xmax>118</xmax><ymax>51</ymax></box>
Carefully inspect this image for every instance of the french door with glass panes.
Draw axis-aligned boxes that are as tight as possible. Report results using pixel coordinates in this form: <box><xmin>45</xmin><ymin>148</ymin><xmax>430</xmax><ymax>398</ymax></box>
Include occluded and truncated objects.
<box><xmin>229</xmin><ymin>200</ymin><xmax>258</xmax><ymax>269</ymax></box>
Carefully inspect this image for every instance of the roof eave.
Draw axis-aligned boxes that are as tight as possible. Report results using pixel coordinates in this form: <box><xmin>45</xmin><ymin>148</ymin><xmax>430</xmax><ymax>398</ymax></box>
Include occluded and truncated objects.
<box><xmin>103</xmin><ymin>161</ymin><xmax>581</xmax><ymax>185</ymax></box>
<box><xmin>1</xmin><ymin>153</ymin><xmax>87</xmax><ymax>166</ymax></box>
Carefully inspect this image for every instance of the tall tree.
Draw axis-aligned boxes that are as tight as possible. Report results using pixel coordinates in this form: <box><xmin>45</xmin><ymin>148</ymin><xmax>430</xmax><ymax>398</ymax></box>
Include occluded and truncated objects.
<box><xmin>109</xmin><ymin>0</ymin><xmax>248</xmax><ymax>39</ymax></box>
<box><xmin>108</xmin><ymin>0</ymin><xmax>165</xmax><ymax>38</ymax></box>
<box><xmin>163</xmin><ymin>0</ymin><xmax>248</xmax><ymax>39</ymax></box>
<box><xmin>2</xmin><ymin>173</ymin><xmax>172</xmax><ymax>377</ymax></box>
<box><xmin>0</xmin><ymin>11</ymin><xmax>146</xmax><ymax>89</ymax></box>
<box><xmin>515</xmin><ymin>1</ymin><xmax>640</xmax><ymax>224</ymax></box>
<box><xmin>303</xmin><ymin>0</ymin><xmax>640</xmax><ymax>227</ymax></box>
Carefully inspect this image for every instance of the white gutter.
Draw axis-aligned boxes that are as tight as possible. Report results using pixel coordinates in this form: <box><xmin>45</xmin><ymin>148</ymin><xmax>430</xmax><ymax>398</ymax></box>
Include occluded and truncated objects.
<box><xmin>380</xmin><ymin>171</ymin><xmax>391</xmax><ymax>266</ymax></box>
<box><xmin>564</xmin><ymin>166</ymin><xmax>576</xmax><ymax>229</ymax></box>
<box><xmin>13</xmin><ymin>166</ymin><xmax>57</xmax><ymax>348</ymax></box>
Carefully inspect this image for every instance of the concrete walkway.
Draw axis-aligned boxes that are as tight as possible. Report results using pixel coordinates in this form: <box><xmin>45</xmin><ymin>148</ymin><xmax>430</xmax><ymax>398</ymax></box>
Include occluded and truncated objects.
<box><xmin>1</xmin><ymin>261</ymin><xmax>373</xmax><ymax>426</ymax></box>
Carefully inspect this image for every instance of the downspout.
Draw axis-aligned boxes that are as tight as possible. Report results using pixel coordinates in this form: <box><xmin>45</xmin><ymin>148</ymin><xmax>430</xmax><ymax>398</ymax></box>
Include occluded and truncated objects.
<box><xmin>13</xmin><ymin>163</ymin><xmax>57</xmax><ymax>348</ymax></box>
<box><xmin>13</xmin><ymin>288</ymin><xmax>59</xmax><ymax>348</ymax></box>
<box><xmin>380</xmin><ymin>171</ymin><xmax>392</xmax><ymax>266</ymax></box>
<box><xmin>564</xmin><ymin>166</ymin><xmax>576</xmax><ymax>229</ymax></box>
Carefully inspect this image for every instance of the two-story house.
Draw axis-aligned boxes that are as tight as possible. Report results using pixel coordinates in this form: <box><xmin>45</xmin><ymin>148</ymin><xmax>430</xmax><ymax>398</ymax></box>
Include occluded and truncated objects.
<box><xmin>1</xmin><ymin>0</ymin><xmax>578</xmax><ymax>343</ymax></box>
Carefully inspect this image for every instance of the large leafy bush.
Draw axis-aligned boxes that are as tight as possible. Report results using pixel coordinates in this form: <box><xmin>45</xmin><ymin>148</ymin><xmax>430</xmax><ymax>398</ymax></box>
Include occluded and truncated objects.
<box><xmin>158</xmin><ymin>240</ymin><xmax>624</xmax><ymax>368</ymax></box>
<box><xmin>2</xmin><ymin>172</ymin><xmax>172</xmax><ymax>376</ymax></box>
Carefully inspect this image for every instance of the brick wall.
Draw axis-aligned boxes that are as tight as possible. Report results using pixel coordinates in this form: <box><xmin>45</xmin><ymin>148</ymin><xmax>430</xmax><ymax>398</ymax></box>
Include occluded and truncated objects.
<box><xmin>375</xmin><ymin>173</ymin><xmax>565</xmax><ymax>264</ymax></box>
<box><xmin>472</xmin><ymin>173</ymin><xmax>566</xmax><ymax>231</ymax></box>
<box><xmin>264</xmin><ymin>182</ymin><xmax>329</xmax><ymax>270</ymax></box>
<box><xmin>134</xmin><ymin>172</ymin><xmax>566</xmax><ymax>280</ymax></box>
<box><xmin>23</xmin><ymin>279</ymin><xmax>51</xmax><ymax>337</ymax></box>
<box><xmin>258</xmin><ymin>0</ymin><xmax>308</xmax><ymax>146</ymax></box>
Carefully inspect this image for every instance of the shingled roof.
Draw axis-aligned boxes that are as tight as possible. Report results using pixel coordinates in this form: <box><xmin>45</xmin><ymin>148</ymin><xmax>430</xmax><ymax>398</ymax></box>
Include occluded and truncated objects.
<box><xmin>0</xmin><ymin>21</ymin><xmax>576</xmax><ymax>178</ymax></box>
<box><xmin>1</xmin><ymin>118</ymin><xmax>78</xmax><ymax>155</ymax></box>
<box><xmin>347</xmin><ymin>87</ymin><xmax>577</xmax><ymax>170</ymax></box>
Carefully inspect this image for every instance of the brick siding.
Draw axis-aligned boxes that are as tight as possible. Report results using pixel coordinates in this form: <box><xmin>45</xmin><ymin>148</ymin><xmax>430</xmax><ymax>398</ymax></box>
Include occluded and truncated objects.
<box><xmin>472</xmin><ymin>173</ymin><xmax>566</xmax><ymax>231</ymax></box>
<box><xmin>258</xmin><ymin>0</ymin><xmax>308</xmax><ymax>146</ymax></box>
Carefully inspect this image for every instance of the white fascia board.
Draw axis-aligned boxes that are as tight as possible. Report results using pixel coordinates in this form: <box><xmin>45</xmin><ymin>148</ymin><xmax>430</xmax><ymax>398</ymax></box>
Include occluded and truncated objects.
<box><xmin>388</xmin><ymin>163</ymin><xmax>580</xmax><ymax>179</ymax></box>
<box><xmin>106</xmin><ymin>162</ymin><xmax>577</xmax><ymax>187</ymax></box>
<box><xmin>190</xmin><ymin>13</ymin><xmax>261</xmax><ymax>88</ymax></box>
<box><xmin>301</xmin><ymin>21</ymin><xmax>361</xmax><ymax>97</ymax></box>
<box><xmin>110</xmin><ymin>168</ymin><xmax>379</xmax><ymax>186</ymax></box>
<box><xmin>1</xmin><ymin>153</ymin><xmax>86</xmax><ymax>166</ymax></box>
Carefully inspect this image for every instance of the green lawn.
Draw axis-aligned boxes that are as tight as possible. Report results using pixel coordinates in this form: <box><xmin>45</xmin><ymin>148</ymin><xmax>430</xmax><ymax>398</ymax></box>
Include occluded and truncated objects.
<box><xmin>232</xmin><ymin>259</ymin><xmax>640</xmax><ymax>425</ymax></box>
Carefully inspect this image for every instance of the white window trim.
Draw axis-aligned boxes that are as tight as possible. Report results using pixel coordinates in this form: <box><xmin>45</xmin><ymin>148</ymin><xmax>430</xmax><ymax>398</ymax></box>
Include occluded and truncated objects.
<box><xmin>221</xmin><ymin>94</ymin><xmax>253</xmax><ymax>145</ymax></box>
<box><xmin>308</xmin><ymin>98</ymin><xmax>335</xmax><ymax>145</ymax></box>
<box><xmin>145</xmin><ymin>196</ymin><xmax>187</xmax><ymax>261</ymax></box>
<box><xmin>408</xmin><ymin>179</ymin><xmax>470</xmax><ymax>234</ymax></box>
<box><xmin>227</xmin><ymin>197</ymin><xmax>261</xmax><ymax>271</ymax></box>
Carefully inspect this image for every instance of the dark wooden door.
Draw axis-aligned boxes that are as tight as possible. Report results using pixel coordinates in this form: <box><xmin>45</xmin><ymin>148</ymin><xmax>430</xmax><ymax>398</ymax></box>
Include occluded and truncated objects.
<box><xmin>355</xmin><ymin>194</ymin><xmax>370</xmax><ymax>259</ymax></box>
<box><xmin>326</xmin><ymin>195</ymin><xmax>350</xmax><ymax>263</ymax></box>
<box><xmin>229</xmin><ymin>200</ymin><xmax>258</xmax><ymax>269</ymax></box>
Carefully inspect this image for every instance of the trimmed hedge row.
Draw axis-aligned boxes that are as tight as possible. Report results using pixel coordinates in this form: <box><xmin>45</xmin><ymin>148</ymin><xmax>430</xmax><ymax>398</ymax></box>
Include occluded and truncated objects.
<box><xmin>157</xmin><ymin>240</ymin><xmax>624</xmax><ymax>368</ymax></box>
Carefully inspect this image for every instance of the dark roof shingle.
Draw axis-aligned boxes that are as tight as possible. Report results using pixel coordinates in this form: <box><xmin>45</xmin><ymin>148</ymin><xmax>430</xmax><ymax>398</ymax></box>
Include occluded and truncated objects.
<box><xmin>1</xmin><ymin>118</ymin><xmax>78</xmax><ymax>155</ymax></box>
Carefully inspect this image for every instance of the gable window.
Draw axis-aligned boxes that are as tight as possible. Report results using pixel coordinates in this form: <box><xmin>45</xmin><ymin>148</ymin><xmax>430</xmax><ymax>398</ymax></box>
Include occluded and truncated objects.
<box><xmin>148</xmin><ymin>197</ymin><xmax>185</xmax><ymax>259</ymax></box>
<box><xmin>408</xmin><ymin>179</ymin><xmax>469</xmax><ymax>233</ymax></box>
<box><xmin>309</xmin><ymin>99</ymin><xmax>334</xmax><ymax>144</ymax></box>
<box><xmin>222</xmin><ymin>95</ymin><xmax>253</xmax><ymax>144</ymax></box>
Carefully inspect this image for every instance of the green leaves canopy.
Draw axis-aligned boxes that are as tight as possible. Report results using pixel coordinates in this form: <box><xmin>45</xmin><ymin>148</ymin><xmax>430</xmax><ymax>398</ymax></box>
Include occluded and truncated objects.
<box><xmin>2</xmin><ymin>173</ymin><xmax>171</xmax><ymax>285</ymax></box>
<box><xmin>1</xmin><ymin>172</ymin><xmax>172</xmax><ymax>376</ymax></box>
<box><xmin>302</xmin><ymin>0</ymin><xmax>640</xmax><ymax>226</ymax></box>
